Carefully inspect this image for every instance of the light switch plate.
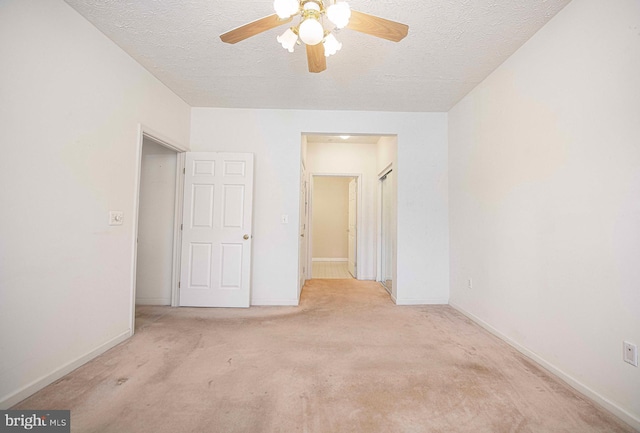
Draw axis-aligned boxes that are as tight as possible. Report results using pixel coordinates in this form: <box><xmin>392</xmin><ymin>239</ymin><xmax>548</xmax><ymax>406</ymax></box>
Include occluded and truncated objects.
<box><xmin>109</xmin><ymin>211</ymin><xmax>124</xmax><ymax>226</ymax></box>
<box><xmin>281</xmin><ymin>214</ymin><xmax>289</xmax><ymax>224</ymax></box>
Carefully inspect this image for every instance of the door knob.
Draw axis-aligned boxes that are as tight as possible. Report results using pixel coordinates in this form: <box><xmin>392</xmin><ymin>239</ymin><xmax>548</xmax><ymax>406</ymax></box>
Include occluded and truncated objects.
<box><xmin>243</xmin><ymin>234</ymin><xmax>249</xmax><ymax>240</ymax></box>
<box><xmin>300</xmin><ymin>234</ymin><xmax>304</xmax><ymax>237</ymax></box>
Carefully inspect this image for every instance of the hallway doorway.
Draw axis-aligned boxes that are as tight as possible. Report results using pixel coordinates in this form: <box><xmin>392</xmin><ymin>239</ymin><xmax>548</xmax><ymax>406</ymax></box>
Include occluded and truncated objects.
<box><xmin>310</xmin><ymin>175</ymin><xmax>358</xmax><ymax>279</ymax></box>
<box><xmin>135</xmin><ymin>135</ymin><xmax>180</xmax><ymax>306</ymax></box>
<box><xmin>299</xmin><ymin>134</ymin><xmax>397</xmax><ymax>293</ymax></box>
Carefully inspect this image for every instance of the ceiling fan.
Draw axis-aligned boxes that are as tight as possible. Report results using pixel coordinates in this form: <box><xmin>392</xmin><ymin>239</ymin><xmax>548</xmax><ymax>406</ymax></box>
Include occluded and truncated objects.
<box><xmin>219</xmin><ymin>0</ymin><xmax>409</xmax><ymax>73</ymax></box>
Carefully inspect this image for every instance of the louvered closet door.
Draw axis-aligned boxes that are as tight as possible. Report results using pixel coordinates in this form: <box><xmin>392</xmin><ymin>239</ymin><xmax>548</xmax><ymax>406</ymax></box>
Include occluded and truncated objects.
<box><xmin>179</xmin><ymin>152</ymin><xmax>254</xmax><ymax>307</ymax></box>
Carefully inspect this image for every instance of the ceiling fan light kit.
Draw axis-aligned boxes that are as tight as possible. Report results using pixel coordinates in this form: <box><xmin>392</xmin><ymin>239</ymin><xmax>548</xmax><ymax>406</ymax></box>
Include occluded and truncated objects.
<box><xmin>220</xmin><ymin>0</ymin><xmax>408</xmax><ymax>73</ymax></box>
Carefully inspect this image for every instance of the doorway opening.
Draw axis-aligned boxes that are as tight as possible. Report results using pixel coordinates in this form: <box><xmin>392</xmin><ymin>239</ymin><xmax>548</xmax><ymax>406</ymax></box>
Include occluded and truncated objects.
<box><xmin>310</xmin><ymin>175</ymin><xmax>358</xmax><ymax>279</ymax></box>
<box><xmin>135</xmin><ymin>136</ymin><xmax>179</xmax><ymax>306</ymax></box>
<box><xmin>299</xmin><ymin>134</ymin><xmax>398</xmax><ymax>299</ymax></box>
<box><xmin>131</xmin><ymin>128</ymin><xmax>187</xmax><ymax>333</ymax></box>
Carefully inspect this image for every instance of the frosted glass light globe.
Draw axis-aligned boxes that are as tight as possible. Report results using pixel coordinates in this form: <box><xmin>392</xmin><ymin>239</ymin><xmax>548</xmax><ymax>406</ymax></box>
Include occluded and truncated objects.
<box><xmin>299</xmin><ymin>18</ymin><xmax>324</xmax><ymax>45</ymax></box>
<box><xmin>277</xmin><ymin>28</ymin><xmax>298</xmax><ymax>52</ymax></box>
<box><xmin>326</xmin><ymin>2</ymin><xmax>351</xmax><ymax>29</ymax></box>
<box><xmin>323</xmin><ymin>33</ymin><xmax>342</xmax><ymax>57</ymax></box>
<box><xmin>274</xmin><ymin>0</ymin><xmax>299</xmax><ymax>19</ymax></box>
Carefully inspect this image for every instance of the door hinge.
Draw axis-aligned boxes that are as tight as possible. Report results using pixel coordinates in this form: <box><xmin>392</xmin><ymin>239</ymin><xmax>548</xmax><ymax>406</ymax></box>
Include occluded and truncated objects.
<box><xmin>183</xmin><ymin>167</ymin><xmax>185</xmax><ymax>174</ymax></box>
<box><xmin>178</xmin><ymin>281</ymin><xmax>181</xmax><ymax>288</ymax></box>
<box><xmin>181</xmin><ymin>224</ymin><xmax>183</xmax><ymax>230</ymax></box>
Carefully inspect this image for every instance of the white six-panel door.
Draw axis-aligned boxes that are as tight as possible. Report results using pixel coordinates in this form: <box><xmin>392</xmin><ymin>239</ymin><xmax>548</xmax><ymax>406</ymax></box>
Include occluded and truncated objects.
<box><xmin>179</xmin><ymin>152</ymin><xmax>254</xmax><ymax>307</ymax></box>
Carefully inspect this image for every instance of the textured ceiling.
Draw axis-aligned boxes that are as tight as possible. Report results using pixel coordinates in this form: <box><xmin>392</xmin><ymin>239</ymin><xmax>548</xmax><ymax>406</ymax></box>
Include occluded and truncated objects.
<box><xmin>64</xmin><ymin>0</ymin><xmax>571</xmax><ymax>112</ymax></box>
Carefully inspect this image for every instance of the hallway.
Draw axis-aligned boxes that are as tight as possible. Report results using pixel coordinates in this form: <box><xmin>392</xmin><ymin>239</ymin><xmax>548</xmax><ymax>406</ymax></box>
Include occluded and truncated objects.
<box><xmin>311</xmin><ymin>260</ymin><xmax>353</xmax><ymax>279</ymax></box>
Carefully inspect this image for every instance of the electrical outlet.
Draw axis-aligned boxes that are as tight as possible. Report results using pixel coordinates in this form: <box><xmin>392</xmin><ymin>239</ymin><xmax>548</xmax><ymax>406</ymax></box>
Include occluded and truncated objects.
<box><xmin>468</xmin><ymin>278</ymin><xmax>473</xmax><ymax>289</ymax></box>
<box><xmin>623</xmin><ymin>341</ymin><xmax>638</xmax><ymax>367</ymax></box>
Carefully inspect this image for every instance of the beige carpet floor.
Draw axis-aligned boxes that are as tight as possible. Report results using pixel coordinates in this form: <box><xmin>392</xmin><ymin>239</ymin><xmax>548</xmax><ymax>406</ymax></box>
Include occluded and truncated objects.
<box><xmin>14</xmin><ymin>279</ymin><xmax>635</xmax><ymax>432</ymax></box>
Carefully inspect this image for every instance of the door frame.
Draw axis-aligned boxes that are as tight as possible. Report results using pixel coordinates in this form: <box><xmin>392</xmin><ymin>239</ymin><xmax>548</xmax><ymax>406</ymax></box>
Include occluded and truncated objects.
<box><xmin>307</xmin><ymin>173</ymin><xmax>363</xmax><ymax>280</ymax></box>
<box><xmin>347</xmin><ymin>177</ymin><xmax>358</xmax><ymax>278</ymax></box>
<box><xmin>377</xmin><ymin>163</ymin><xmax>396</xmax><ymax>299</ymax></box>
<box><xmin>298</xmin><ymin>160</ymin><xmax>309</xmax><ymax>295</ymax></box>
<box><xmin>131</xmin><ymin>124</ymin><xmax>188</xmax><ymax>334</ymax></box>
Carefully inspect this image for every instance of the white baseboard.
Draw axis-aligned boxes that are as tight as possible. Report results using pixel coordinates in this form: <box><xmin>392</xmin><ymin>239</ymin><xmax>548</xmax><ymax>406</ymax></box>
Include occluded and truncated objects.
<box><xmin>449</xmin><ymin>302</ymin><xmax>640</xmax><ymax>431</ymax></box>
<box><xmin>0</xmin><ymin>330</ymin><xmax>131</xmax><ymax>409</ymax></box>
<box><xmin>312</xmin><ymin>258</ymin><xmax>348</xmax><ymax>262</ymax></box>
<box><xmin>395</xmin><ymin>297</ymin><xmax>449</xmax><ymax>305</ymax></box>
<box><xmin>251</xmin><ymin>298</ymin><xmax>299</xmax><ymax>306</ymax></box>
<box><xmin>135</xmin><ymin>297</ymin><xmax>171</xmax><ymax>306</ymax></box>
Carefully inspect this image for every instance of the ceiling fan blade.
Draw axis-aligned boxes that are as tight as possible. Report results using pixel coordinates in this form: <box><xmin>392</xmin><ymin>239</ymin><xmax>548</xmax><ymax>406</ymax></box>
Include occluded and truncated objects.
<box><xmin>220</xmin><ymin>14</ymin><xmax>293</xmax><ymax>44</ymax></box>
<box><xmin>306</xmin><ymin>43</ymin><xmax>327</xmax><ymax>73</ymax></box>
<box><xmin>346</xmin><ymin>10</ymin><xmax>409</xmax><ymax>42</ymax></box>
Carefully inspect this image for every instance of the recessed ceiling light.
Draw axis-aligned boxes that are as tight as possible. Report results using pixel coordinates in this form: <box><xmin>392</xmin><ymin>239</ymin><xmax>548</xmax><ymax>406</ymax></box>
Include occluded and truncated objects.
<box><xmin>340</xmin><ymin>135</ymin><xmax>350</xmax><ymax>140</ymax></box>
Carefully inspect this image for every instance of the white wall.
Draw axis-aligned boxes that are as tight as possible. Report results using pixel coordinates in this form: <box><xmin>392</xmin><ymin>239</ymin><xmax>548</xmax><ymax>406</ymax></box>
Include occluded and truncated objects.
<box><xmin>448</xmin><ymin>0</ymin><xmax>640</xmax><ymax>427</ymax></box>
<box><xmin>311</xmin><ymin>177</ymin><xmax>350</xmax><ymax>259</ymax></box>
<box><xmin>307</xmin><ymin>142</ymin><xmax>379</xmax><ymax>278</ymax></box>
<box><xmin>190</xmin><ymin>109</ymin><xmax>448</xmax><ymax>305</ymax></box>
<box><xmin>136</xmin><ymin>139</ymin><xmax>178</xmax><ymax>305</ymax></box>
<box><xmin>377</xmin><ymin>136</ymin><xmax>397</xmax><ymax>175</ymax></box>
<box><xmin>0</xmin><ymin>0</ymin><xmax>190</xmax><ymax>407</ymax></box>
